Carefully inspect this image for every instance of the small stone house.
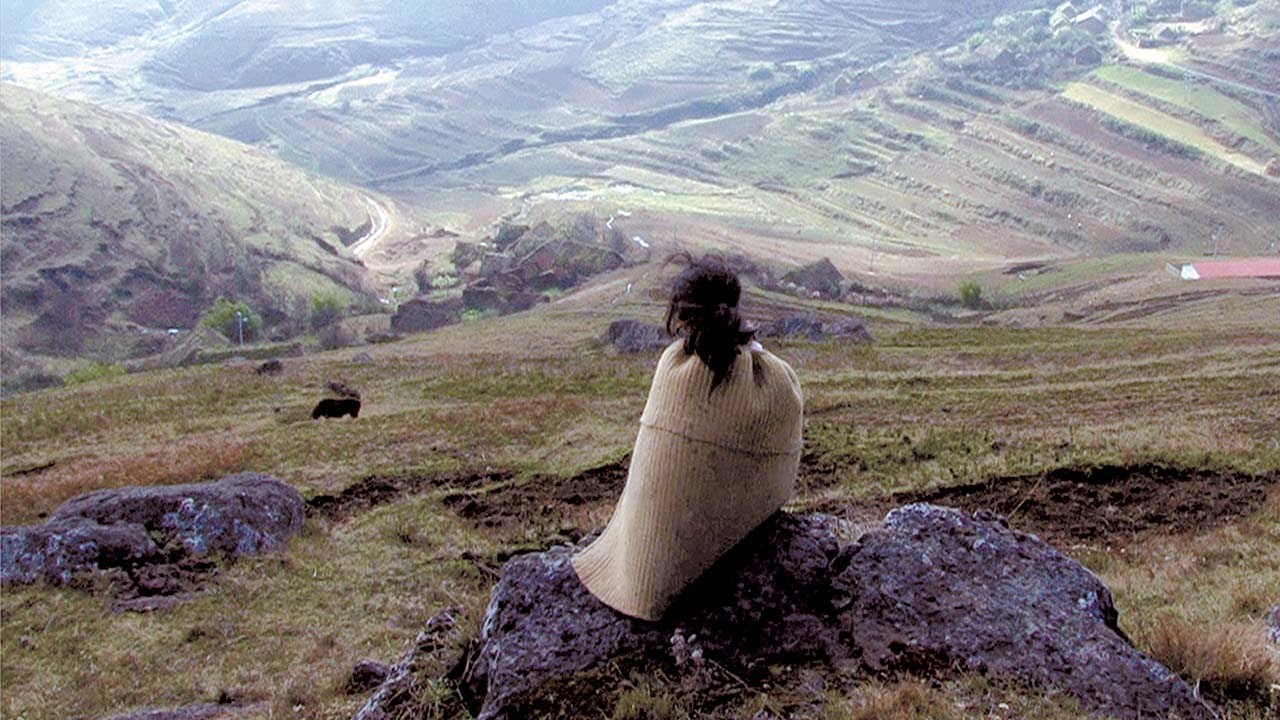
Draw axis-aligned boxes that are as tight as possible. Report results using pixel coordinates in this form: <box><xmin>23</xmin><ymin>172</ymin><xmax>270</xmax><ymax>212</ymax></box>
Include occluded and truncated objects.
<box><xmin>976</xmin><ymin>42</ymin><xmax>1016</xmax><ymax>68</ymax></box>
<box><xmin>1072</xmin><ymin>7</ymin><xmax>1108</xmax><ymax>34</ymax></box>
<box><xmin>1074</xmin><ymin>45</ymin><xmax>1104</xmax><ymax>65</ymax></box>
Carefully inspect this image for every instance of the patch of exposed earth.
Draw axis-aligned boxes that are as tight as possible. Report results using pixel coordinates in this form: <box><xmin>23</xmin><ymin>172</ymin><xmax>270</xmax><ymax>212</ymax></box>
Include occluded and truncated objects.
<box><xmin>440</xmin><ymin>460</ymin><xmax>628</xmax><ymax>540</ymax></box>
<box><xmin>310</xmin><ymin>456</ymin><xmax>1275</xmax><ymax>552</ymax></box>
<box><xmin>306</xmin><ymin>469</ymin><xmax>515</xmax><ymax>521</ymax></box>
<box><xmin>804</xmin><ymin>463</ymin><xmax>1278</xmax><ymax>548</ymax></box>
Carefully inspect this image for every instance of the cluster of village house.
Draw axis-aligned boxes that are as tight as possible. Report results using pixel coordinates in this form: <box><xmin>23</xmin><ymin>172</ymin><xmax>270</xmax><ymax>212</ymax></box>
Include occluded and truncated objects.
<box><xmin>971</xmin><ymin>0</ymin><xmax>1221</xmax><ymax>68</ymax></box>
<box><xmin>1123</xmin><ymin>0</ymin><xmax>1220</xmax><ymax>47</ymax></box>
<box><xmin>968</xmin><ymin>1</ymin><xmax>1114</xmax><ymax>69</ymax></box>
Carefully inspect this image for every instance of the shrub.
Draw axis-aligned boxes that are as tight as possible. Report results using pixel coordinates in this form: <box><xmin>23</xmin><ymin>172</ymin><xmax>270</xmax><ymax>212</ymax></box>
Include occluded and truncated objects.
<box><xmin>310</xmin><ymin>292</ymin><xmax>346</xmax><ymax>330</ymax></box>
<box><xmin>315</xmin><ymin>323</ymin><xmax>357</xmax><ymax>351</ymax></box>
<box><xmin>460</xmin><ymin>308</ymin><xmax>501</xmax><ymax>323</ymax></box>
<box><xmin>432</xmin><ymin>273</ymin><xmax>459</xmax><ymax>289</ymax></box>
<box><xmin>958</xmin><ymin>281</ymin><xmax>984</xmax><ymax>310</ymax></box>
<box><xmin>200</xmin><ymin>298</ymin><xmax>263</xmax><ymax>343</ymax></box>
<box><xmin>63</xmin><ymin>361</ymin><xmax>126</xmax><ymax>386</ymax></box>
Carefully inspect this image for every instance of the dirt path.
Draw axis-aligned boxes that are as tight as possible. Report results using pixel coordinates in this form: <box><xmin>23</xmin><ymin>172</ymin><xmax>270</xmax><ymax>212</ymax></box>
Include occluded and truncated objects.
<box><xmin>350</xmin><ymin>194</ymin><xmax>392</xmax><ymax>259</ymax></box>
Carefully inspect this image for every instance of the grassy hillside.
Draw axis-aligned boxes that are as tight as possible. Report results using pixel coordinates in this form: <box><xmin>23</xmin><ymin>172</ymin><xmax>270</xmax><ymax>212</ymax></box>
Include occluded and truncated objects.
<box><xmin>1</xmin><ymin>266</ymin><xmax>1277</xmax><ymax>718</ymax></box>
<box><xmin>0</xmin><ymin>84</ymin><xmax>447</xmax><ymax>375</ymax></box>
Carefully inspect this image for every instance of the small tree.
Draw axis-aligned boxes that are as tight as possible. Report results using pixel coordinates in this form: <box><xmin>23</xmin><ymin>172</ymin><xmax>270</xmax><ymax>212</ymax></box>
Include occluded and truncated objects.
<box><xmin>958</xmin><ymin>281</ymin><xmax>984</xmax><ymax>310</ymax></box>
<box><xmin>64</xmin><ymin>361</ymin><xmax>126</xmax><ymax>386</ymax></box>
<box><xmin>309</xmin><ymin>292</ymin><xmax>346</xmax><ymax>330</ymax></box>
<box><xmin>200</xmin><ymin>298</ymin><xmax>263</xmax><ymax>343</ymax></box>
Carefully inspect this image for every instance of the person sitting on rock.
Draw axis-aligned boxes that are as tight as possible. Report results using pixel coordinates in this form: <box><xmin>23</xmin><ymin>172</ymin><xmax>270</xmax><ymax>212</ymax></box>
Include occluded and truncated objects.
<box><xmin>573</xmin><ymin>254</ymin><xmax>804</xmax><ymax>621</ymax></box>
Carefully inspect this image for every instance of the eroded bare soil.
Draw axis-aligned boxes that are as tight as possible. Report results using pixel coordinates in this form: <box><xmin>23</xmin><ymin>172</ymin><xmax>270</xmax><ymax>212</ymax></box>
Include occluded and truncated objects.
<box><xmin>306</xmin><ymin>469</ymin><xmax>514</xmax><ymax>521</ymax></box>
<box><xmin>311</xmin><ymin>459</ymin><xmax>1275</xmax><ymax>553</ymax></box>
<box><xmin>441</xmin><ymin>460</ymin><xmax>628</xmax><ymax>539</ymax></box>
<box><xmin>897</xmin><ymin>463</ymin><xmax>1278</xmax><ymax>547</ymax></box>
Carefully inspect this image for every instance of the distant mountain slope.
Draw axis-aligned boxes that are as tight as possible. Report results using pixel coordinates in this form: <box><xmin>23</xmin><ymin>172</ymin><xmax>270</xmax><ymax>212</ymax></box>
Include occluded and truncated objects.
<box><xmin>0</xmin><ymin>83</ymin><xmax>398</xmax><ymax>360</ymax></box>
<box><xmin>0</xmin><ymin>0</ymin><xmax>1046</xmax><ymax>187</ymax></box>
<box><xmin>4</xmin><ymin>0</ymin><xmax>1277</xmax><ymax>294</ymax></box>
<box><xmin>428</xmin><ymin>1</ymin><xmax>1280</xmax><ymax>280</ymax></box>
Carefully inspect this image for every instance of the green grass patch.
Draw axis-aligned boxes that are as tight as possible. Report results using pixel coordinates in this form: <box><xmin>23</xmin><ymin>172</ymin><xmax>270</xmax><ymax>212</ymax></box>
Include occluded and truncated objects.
<box><xmin>1092</xmin><ymin>65</ymin><xmax>1280</xmax><ymax>153</ymax></box>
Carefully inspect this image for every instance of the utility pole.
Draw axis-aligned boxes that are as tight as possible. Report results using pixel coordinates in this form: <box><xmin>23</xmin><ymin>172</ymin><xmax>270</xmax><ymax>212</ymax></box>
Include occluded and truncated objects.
<box><xmin>235</xmin><ymin>310</ymin><xmax>246</xmax><ymax>345</ymax></box>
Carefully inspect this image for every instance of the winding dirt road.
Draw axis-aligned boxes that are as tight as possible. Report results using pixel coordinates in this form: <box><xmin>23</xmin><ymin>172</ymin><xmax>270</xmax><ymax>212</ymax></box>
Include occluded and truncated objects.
<box><xmin>350</xmin><ymin>195</ymin><xmax>391</xmax><ymax>258</ymax></box>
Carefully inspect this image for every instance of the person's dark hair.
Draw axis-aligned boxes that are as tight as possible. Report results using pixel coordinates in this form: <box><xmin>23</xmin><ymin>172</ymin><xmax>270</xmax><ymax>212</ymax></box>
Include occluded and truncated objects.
<box><xmin>664</xmin><ymin>253</ymin><xmax>755</xmax><ymax>392</ymax></box>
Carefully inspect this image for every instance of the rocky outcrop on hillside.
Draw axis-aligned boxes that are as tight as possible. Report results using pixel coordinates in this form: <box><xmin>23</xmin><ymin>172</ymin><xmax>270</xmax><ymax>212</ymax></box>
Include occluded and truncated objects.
<box><xmin>605</xmin><ymin>319</ymin><xmax>671</xmax><ymax>353</ymax></box>
<box><xmin>0</xmin><ymin>473</ymin><xmax>305</xmax><ymax>607</ymax></box>
<box><xmin>781</xmin><ymin>258</ymin><xmax>846</xmax><ymax>298</ymax></box>
<box><xmin>390</xmin><ymin>297</ymin><xmax>463</xmax><ymax>334</ymax></box>
<box><xmin>454</xmin><ymin>217</ymin><xmax>633</xmax><ymax>315</ymax></box>
<box><xmin>359</xmin><ymin>505</ymin><xmax>1216</xmax><ymax>720</ymax></box>
<box><xmin>756</xmin><ymin>315</ymin><xmax>873</xmax><ymax>343</ymax></box>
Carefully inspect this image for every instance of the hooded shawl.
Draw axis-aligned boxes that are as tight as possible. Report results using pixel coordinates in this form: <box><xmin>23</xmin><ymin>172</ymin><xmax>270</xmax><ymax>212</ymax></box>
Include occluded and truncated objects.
<box><xmin>572</xmin><ymin>340</ymin><xmax>804</xmax><ymax>620</ymax></box>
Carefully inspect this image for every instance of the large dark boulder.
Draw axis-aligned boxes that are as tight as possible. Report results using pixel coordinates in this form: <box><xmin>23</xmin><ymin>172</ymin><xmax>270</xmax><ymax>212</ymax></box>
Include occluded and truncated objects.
<box><xmin>390</xmin><ymin>506</ymin><xmax>1215</xmax><ymax>720</ymax></box>
<box><xmin>756</xmin><ymin>315</ymin><xmax>872</xmax><ymax>343</ymax></box>
<box><xmin>782</xmin><ymin>257</ymin><xmax>845</xmax><ymax>298</ymax></box>
<box><xmin>391</xmin><ymin>297</ymin><xmax>463</xmax><ymax>334</ymax></box>
<box><xmin>835</xmin><ymin>505</ymin><xmax>1209</xmax><ymax>717</ymax></box>
<box><xmin>1</xmin><ymin>473</ymin><xmax>305</xmax><ymax>599</ymax></box>
<box><xmin>461</xmin><ymin>284</ymin><xmax>543</xmax><ymax>314</ymax></box>
<box><xmin>0</xmin><ymin>520</ymin><xmax>158</xmax><ymax>587</ymax></box>
<box><xmin>604</xmin><ymin>319</ymin><xmax>671</xmax><ymax>353</ymax></box>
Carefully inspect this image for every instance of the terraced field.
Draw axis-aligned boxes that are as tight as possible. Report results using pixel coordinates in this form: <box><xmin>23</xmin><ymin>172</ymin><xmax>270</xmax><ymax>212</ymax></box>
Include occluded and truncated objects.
<box><xmin>5</xmin><ymin>1</ymin><xmax>1277</xmax><ymax>305</ymax></box>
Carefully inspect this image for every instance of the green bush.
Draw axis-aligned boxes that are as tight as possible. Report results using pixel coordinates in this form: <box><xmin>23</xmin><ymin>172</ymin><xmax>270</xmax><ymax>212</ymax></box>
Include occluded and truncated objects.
<box><xmin>958</xmin><ymin>281</ymin><xmax>984</xmax><ymax>310</ymax></box>
<box><xmin>200</xmin><ymin>298</ymin><xmax>263</xmax><ymax>343</ymax></box>
<box><xmin>309</xmin><ymin>292</ymin><xmax>346</xmax><ymax>329</ymax></box>
<box><xmin>460</xmin><ymin>308</ymin><xmax>501</xmax><ymax>323</ymax></box>
<box><xmin>64</xmin><ymin>361</ymin><xmax>126</xmax><ymax>386</ymax></box>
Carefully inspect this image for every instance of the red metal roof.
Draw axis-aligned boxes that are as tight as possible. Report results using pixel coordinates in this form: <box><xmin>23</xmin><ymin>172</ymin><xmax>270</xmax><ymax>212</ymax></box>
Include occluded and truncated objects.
<box><xmin>1189</xmin><ymin>259</ymin><xmax>1280</xmax><ymax>279</ymax></box>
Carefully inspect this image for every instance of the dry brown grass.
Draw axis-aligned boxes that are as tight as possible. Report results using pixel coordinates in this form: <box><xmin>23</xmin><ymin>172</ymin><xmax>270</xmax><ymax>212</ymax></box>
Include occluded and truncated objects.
<box><xmin>0</xmin><ymin>432</ymin><xmax>249</xmax><ymax>524</ymax></box>
<box><xmin>846</xmin><ymin>682</ymin><xmax>962</xmax><ymax>720</ymax></box>
<box><xmin>1139</xmin><ymin>617</ymin><xmax>1278</xmax><ymax>703</ymax></box>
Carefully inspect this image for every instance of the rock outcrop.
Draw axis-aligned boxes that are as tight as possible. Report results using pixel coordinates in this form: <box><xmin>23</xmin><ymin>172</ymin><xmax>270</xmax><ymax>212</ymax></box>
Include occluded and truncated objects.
<box><xmin>1</xmin><ymin>473</ymin><xmax>305</xmax><ymax>602</ymax></box>
<box><xmin>354</xmin><ymin>607</ymin><xmax>465</xmax><ymax>720</ymax></box>
<box><xmin>376</xmin><ymin>506</ymin><xmax>1215</xmax><ymax>720</ymax></box>
<box><xmin>605</xmin><ymin>319</ymin><xmax>671</xmax><ymax>353</ymax></box>
<box><xmin>756</xmin><ymin>315</ymin><xmax>872</xmax><ymax>343</ymax></box>
<box><xmin>391</xmin><ymin>297</ymin><xmax>463</xmax><ymax>334</ymax></box>
<box><xmin>781</xmin><ymin>257</ymin><xmax>846</xmax><ymax>298</ymax></box>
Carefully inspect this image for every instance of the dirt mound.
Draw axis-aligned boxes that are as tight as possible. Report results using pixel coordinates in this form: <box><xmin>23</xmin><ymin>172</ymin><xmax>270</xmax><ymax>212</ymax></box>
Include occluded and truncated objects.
<box><xmin>307</xmin><ymin>469</ymin><xmax>514</xmax><ymax>521</ymax></box>
<box><xmin>900</xmin><ymin>464</ymin><xmax>1277</xmax><ymax>546</ymax></box>
<box><xmin>441</xmin><ymin>460</ymin><xmax>628</xmax><ymax>537</ymax></box>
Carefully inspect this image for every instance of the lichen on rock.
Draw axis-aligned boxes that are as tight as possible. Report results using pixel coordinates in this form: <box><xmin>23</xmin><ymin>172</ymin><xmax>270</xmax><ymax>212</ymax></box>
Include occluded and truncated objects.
<box><xmin>1</xmin><ymin>473</ymin><xmax>305</xmax><ymax>603</ymax></box>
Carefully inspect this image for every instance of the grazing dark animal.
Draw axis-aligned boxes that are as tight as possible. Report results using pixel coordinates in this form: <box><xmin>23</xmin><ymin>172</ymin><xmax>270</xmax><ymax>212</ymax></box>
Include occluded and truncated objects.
<box><xmin>312</xmin><ymin>397</ymin><xmax>360</xmax><ymax>419</ymax></box>
<box><xmin>256</xmin><ymin>359</ymin><xmax>284</xmax><ymax>375</ymax></box>
<box><xmin>326</xmin><ymin>379</ymin><xmax>361</xmax><ymax>400</ymax></box>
